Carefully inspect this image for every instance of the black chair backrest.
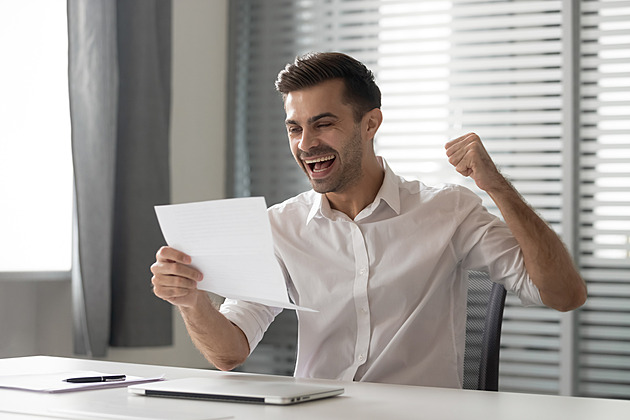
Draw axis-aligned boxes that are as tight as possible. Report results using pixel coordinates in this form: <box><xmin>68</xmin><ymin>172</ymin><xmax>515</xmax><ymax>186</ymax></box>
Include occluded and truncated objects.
<box><xmin>463</xmin><ymin>271</ymin><xmax>507</xmax><ymax>391</ymax></box>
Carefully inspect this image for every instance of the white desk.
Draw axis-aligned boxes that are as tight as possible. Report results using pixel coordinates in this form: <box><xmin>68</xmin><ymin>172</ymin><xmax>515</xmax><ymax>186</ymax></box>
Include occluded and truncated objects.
<box><xmin>0</xmin><ymin>356</ymin><xmax>628</xmax><ymax>419</ymax></box>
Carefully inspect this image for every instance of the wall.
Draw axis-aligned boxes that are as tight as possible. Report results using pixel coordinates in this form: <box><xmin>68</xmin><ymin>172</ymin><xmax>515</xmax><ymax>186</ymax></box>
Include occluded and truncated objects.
<box><xmin>0</xmin><ymin>0</ymin><xmax>228</xmax><ymax>368</ymax></box>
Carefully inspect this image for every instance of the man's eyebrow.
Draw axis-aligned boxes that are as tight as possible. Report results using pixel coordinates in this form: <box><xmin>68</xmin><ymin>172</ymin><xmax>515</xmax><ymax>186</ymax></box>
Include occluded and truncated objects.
<box><xmin>308</xmin><ymin>112</ymin><xmax>338</xmax><ymax>124</ymax></box>
<box><xmin>285</xmin><ymin>112</ymin><xmax>339</xmax><ymax>126</ymax></box>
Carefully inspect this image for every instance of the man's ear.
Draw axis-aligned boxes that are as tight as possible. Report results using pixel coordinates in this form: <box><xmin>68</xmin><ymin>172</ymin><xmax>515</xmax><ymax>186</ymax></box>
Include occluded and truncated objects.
<box><xmin>363</xmin><ymin>108</ymin><xmax>383</xmax><ymax>141</ymax></box>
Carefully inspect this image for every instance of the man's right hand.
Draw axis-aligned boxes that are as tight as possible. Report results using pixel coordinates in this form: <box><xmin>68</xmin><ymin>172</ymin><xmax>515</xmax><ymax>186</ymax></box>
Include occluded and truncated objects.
<box><xmin>151</xmin><ymin>246</ymin><xmax>205</xmax><ymax>308</ymax></box>
<box><xmin>151</xmin><ymin>246</ymin><xmax>250</xmax><ymax>370</ymax></box>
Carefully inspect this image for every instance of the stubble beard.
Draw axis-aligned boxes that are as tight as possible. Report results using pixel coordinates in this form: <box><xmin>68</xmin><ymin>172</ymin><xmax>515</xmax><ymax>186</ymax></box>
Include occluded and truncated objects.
<box><xmin>304</xmin><ymin>129</ymin><xmax>363</xmax><ymax>194</ymax></box>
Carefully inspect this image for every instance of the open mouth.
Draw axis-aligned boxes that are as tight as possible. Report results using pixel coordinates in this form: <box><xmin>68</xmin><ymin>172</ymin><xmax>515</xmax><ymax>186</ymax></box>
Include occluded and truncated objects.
<box><xmin>304</xmin><ymin>154</ymin><xmax>336</xmax><ymax>174</ymax></box>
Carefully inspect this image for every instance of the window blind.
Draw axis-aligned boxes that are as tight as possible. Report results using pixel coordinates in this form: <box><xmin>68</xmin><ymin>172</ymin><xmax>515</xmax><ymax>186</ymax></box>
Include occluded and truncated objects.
<box><xmin>228</xmin><ymin>0</ymin><xmax>566</xmax><ymax>393</ymax></box>
<box><xmin>578</xmin><ymin>0</ymin><xmax>630</xmax><ymax>399</ymax></box>
<box><xmin>374</xmin><ymin>0</ymin><xmax>566</xmax><ymax>395</ymax></box>
<box><xmin>228</xmin><ymin>0</ymin><xmax>630</xmax><ymax>397</ymax></box>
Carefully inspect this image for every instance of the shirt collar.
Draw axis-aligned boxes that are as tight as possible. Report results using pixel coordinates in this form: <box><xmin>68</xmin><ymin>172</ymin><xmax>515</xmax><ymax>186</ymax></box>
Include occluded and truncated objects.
<box><xmin>372</xmin><ymin>157</ymin><xmax>401</xmax><ymax>216</ymax></box>
<box><xmin>306</xmin><ymin>157</ymin><xmax>401</xmax><ymax>224</ymax></box>
<box><xmin>306</xmin><ymin>193</ymin><xmax>324</xmax><ymax>223</ymax></box>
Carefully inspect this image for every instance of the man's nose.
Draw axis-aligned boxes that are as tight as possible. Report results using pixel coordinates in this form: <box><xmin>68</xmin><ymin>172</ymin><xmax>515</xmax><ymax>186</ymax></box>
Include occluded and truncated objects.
<box><xmin>299</xmin><ymin>127</ymin><xmax>319</xmax><ymax>151</ymax></box>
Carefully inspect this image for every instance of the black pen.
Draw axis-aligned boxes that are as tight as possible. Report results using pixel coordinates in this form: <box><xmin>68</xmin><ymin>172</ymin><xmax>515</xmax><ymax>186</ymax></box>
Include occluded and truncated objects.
<box><xmin>64</xmin><ymin>375</ymin><xmax>126</xmax><ymax>383</ymax></box>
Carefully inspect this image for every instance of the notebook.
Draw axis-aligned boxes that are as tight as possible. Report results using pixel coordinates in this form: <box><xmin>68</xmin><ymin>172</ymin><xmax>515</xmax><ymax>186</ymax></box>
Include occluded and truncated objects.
<box><xmin>128</xmin><ymin>377</ymin><xmax>344</xmax><ymax>405</ymax></box>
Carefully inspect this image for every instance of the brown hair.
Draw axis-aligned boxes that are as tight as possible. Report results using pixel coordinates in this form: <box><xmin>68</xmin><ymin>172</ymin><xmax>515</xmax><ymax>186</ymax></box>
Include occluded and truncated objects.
<box><xmin>275</xmin><ymin>52</ymin><xmax>381</xmax><ymax>122</ymax></box>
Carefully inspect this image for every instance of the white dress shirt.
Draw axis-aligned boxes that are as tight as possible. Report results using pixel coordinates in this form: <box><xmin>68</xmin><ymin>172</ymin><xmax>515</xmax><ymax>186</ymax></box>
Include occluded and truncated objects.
<box><xmin>220</xmin><ymin>157</ymin><xmax>542</xmax><ymax>388</ymax></box>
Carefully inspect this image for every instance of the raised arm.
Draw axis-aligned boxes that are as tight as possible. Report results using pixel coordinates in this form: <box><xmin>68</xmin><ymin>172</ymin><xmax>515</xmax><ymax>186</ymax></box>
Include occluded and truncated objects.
<box><xmin>150</xmin><ymin>246</ymin><xmax>250</xmax><ymax>370</ymax></box>
<box><xmin>445</xmin><ymin>133</ymin><xmax>587</xmax><ymax>312</ymax></box>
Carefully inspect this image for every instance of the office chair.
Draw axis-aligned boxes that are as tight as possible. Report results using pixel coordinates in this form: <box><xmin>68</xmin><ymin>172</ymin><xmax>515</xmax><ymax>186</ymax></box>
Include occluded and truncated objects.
<box><xmin>463</xmin><ymin>271</ymin><xmax>507</xmax><ymax>391</ymax></box>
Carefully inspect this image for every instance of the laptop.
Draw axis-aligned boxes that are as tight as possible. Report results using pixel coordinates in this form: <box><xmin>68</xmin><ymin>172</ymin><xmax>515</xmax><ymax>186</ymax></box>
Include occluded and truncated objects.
<box><xmin>128</xmin><ymin>377</ymin><xmax>344</xmax><ymax>405</ymax></box>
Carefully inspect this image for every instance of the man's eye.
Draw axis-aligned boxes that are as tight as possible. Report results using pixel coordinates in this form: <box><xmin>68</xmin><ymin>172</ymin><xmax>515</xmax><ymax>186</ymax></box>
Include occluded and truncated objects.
<box><xmin>288</xmin><ymin>126</ymin><xmax>302</xmax><ymax>134</ymax></box>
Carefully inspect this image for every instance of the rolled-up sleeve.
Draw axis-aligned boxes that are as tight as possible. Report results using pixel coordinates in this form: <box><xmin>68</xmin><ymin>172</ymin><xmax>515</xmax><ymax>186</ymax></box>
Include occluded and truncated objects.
<box><xmin>219</xmin><ymin>299</ymin><xmax>283</xmax><ymax>354</ymax></box>
<box><xmin>453</xmin><ymin>187</ymin><xmax>544</xmax><ymax>307</ymax></box>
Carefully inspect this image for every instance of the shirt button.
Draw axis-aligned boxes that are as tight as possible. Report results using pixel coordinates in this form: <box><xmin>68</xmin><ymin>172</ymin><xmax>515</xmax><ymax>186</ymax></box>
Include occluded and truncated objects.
<box><xmin>359</xmin><ymin>268</ymin><xmax>367</xmax><ymax>276</ymax></box>
<box><xmin>358</xmin><ymin>354</ymin><xmax>365</xmax><ymax>362</ymax></box>
<box><xmin>361</xmin><ymin>307</ymin><xmax>368</xmax><ymax>314</ymax></box>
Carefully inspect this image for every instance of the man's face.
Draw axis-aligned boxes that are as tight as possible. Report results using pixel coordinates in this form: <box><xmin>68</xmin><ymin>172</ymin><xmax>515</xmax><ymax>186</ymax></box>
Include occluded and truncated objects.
<box><xmin>284</xmin><ymin>79</ymin><xmax>365</xmax><ymax>194</ymax></box>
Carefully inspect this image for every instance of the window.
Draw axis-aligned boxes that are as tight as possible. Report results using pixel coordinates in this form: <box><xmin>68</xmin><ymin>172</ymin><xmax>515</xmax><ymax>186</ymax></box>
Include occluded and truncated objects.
<box><xmin>376</xmin><ymin>1</ymin><xmax>566</xmax><ymax>395</ymax></box>
<box><xmin>228</xmin><ymin>0</ymin><xmax>630</xmax><ymax>397</ymax></box>
<box><xmin>0</xmin><ymin>1</ymin><xmax>72</xmax><ymax>274</ymax></box>
<box><xmin>578</xmin><ymin>0</ymin><xmax>630</xmax><ymax>398</ymax></box>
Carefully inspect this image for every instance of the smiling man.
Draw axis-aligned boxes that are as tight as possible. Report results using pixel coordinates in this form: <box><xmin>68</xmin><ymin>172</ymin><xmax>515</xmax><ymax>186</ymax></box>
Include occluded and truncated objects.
<box><xmin>284</xmin><ymin>77</ymin><xmax>384</xmax><ymax>218</ymax></box>
<box><xmin>151</xmin><ymin>52</ymin><xmax>587</xmax><ymax>388</ymax></box>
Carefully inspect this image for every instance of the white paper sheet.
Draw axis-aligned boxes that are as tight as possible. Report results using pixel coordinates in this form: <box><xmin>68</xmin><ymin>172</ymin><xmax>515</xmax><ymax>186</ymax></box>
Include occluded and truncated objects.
<box><xmin>0</xmin><ymin>371</ymin><xmax>164</xmax><ymax>393</ymax></box>
<box><xmin>155</xmin><ymin>197</ymin><xmax>315</xmax><ymax>312</ymax></box>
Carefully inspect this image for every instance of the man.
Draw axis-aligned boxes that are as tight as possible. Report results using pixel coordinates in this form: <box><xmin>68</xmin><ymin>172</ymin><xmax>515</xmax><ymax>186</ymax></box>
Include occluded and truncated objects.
<box><xmin>151</xmin><ymin>52</ymin><xmax>586</xmax><ymax>388</ymax></box>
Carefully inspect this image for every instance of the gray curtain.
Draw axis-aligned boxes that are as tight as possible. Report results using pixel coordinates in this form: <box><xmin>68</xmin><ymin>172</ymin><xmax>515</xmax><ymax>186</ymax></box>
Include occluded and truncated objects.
<box><xmin>68</xmin><ymin>0</ymin><xmax>172</xmax><ymax>357</ymax></box>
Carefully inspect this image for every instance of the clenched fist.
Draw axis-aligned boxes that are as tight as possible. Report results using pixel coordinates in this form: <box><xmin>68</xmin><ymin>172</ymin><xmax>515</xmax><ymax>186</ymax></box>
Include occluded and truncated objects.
<box><xmin>445</xmin><ymin>133</ymin><xmax>506</xmax><ymax>194</ymax></box>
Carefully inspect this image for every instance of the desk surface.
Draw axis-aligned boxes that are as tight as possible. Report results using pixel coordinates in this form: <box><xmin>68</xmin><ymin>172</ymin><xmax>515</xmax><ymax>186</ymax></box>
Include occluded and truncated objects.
<box><xmin>0</xmin><ymin>356</ymin><xmax>628</xmax><ymax>419</ymax></box>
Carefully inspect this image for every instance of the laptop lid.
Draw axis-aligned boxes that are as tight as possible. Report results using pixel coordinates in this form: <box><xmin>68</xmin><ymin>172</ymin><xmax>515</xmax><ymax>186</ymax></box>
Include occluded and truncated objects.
<box><xmin>128</xmin><ymin>377</ymin><xmax>344</xmax><ymax>405</ymax></box>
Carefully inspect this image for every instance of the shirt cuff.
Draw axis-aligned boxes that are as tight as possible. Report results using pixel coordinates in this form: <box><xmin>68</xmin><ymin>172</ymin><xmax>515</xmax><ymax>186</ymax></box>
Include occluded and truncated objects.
<box><xmin>219</xmin><ymin>298</ymin><xmax>283</xmax><ymax>354</ymax></box>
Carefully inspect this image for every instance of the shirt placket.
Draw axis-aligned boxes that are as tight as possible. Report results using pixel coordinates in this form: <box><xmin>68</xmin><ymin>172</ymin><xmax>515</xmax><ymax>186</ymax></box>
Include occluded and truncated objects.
<box><xmin>343</xmin><ymin>221</ymin><xmax>371</xmax><ymax>381</ymax></box>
